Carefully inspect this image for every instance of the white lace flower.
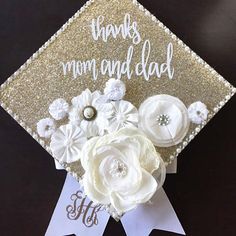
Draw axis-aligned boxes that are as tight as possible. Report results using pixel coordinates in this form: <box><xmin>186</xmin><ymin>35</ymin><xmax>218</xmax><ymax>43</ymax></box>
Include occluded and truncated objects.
<box><xmin>68</xmin><ymin>89</ymin><xmax>113</xmax><ymax>138</ymax></box>
<box><xmin>104</xmin><ymin>78</ymin><xmax>126</xmax><ymax>101</ymax></box>
<box><xmin>80</xmin><ymin>127</ymin><xmax>166</xmax><ymax>214</ymax></box>
<box><xmin>49</xmin><ymin>98</ymin><xmax>69</xmax><ymax>120</ymax></box>
<box><xmin>139</xmin><ymin>94</ymin><xmax>190</xmax><ymax>147</ymax></box>
<box><xmin>37</xmin><ymin>118</ymin><xmax>56</xmax><ymax>138</ymax></box>
<box><xmin>50</xmin><ymin>124</ymin><xmax>87</xmax><ymax>163</ymax></box>
<box><xmin>188</xmin><ymin>101</ymin><xmax>209</xmax><ymax>124</ymax></box>
<box><xmin>107</xmin><ymin>100</ymin><xmax>138</xmax><ymax>133</ymax></box>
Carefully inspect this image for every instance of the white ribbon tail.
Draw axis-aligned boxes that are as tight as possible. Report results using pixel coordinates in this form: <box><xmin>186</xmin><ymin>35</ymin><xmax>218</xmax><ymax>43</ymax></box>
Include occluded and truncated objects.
<box><xmin>45</xmin><ymin>174</ymin><xmax>110</xmax><ymax>236</ymax></box>
<box><xmin>46</xmin><ymin>167</ymin><xmax>184</xmax><ymax>236</ymax></box>
<box><xmin>121</xmin><ymin>187</ymin><xmax>185</xmax><ymax>236</ymax></box>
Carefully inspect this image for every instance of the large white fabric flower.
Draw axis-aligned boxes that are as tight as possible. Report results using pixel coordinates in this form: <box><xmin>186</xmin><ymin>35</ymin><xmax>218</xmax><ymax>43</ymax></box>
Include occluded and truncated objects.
<box><xmin>50</xmin><ymin>124</ymin><xmax>87</xmax><ymax>163</ymax></box>
<box><xmin>69</xmin><ymin>89</ymin><xmax>113</xmax><ymax>138</ymax></box>
<box><xmin>188</xmin><ymin>101</ymin><xmax>209</xmax><ymax>124</ymax></box>
<box><xmin>37</xmin><ymin>118</ymin><xmax>56</xmax><ymax>138</ymax></box>
<box><xmin>104</xmin><ymin>78</ymin><xmax>126</xmax><ymax>101</ymax></box>
<box><xmin>107</xmin><ymin>100</ymin><xmax>138</xmax><ymax>133</ymax></box>
<box><xmin>49</xmin><ymin>98</ymin><xmax>69</xmax><ymax>120</ymax></box>
<box><xmin>80</xmin><ymin>127</ymin><xmax>166</xmax><ymax>214</ymax></box>
<box><xmin>139</xmin><ymin>94</ymin><xmax>190</xmax><ymax>147</ymax></box>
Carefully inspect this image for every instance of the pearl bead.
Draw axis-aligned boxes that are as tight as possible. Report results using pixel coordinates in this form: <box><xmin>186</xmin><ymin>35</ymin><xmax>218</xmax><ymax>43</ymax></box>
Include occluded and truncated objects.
<box><xmin>1</xmin><ymin>83</ymin><xmax>6</xmax><ymax>89</ymax></box>
<box><xmin>26</xmin><ymin>127</ymin><xmax>32</xmax><ymax>133</ymax></box>
<box><xmin>20</xmin><ymin>121</ymin><xmax>25</xmax><ymax>127</ymax></box>
<box><xmin>220</xmin><ymin>101</ymin><xmax>225</xmax><ymax>106</ymax></box>
<box><xmin>189</xmin><ymin>134</ymin><xmax>194</xmax><ymax>140</ymax></box>
<box><xmin>39</xmin><ymin>140</ymin><xmax>45</xmax><ymax>146</ymax></box>
<box><xmin>195</xmin><ymin>127</ymin><xmax>200</xmax><ymax>132</ymax></box>
<box><xmin>14</xmin><ymin>114</ymin><xmax>19</xmax><ymax>120</ymax></box>
<box><xmin>82</xmin><ymin>106</ymin><xmax>97</xmax><ymax>121</ymax></box>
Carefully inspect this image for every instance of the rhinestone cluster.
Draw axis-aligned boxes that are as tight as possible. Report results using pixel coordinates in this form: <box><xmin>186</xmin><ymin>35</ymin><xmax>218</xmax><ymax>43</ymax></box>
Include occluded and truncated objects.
<box><xmin>156</xmin><ymin>114</ymin><xmax>171</xmax><ymax>126</ymax></box>
<box><xmin>109</xmin><ymin>159</ymin><xmax>127</xmax><ymax>178</ymax></box>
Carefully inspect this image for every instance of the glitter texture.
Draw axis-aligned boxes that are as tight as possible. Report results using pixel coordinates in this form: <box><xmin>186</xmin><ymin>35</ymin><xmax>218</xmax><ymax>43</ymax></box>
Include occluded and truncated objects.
<box><xmin>0</xmin><ymin>0</ymin><xmax>235</xmax><ymax>181</ymax></box>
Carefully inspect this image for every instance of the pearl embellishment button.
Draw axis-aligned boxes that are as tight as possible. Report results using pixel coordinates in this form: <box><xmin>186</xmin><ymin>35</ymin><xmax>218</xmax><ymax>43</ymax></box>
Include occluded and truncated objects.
<box><xmin>82</xmin><ymin>106</ymin><xmax>97</xmax><ymax>121</ymax></box>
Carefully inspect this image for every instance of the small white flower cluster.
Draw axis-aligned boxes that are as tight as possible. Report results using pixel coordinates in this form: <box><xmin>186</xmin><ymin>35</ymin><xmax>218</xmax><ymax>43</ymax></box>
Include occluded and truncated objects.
<box><xmin>35</xmin><ymin>77</ymin><xmax>210</xmax><ymax>215</ymax></box>
<box><xmin>37</xmin><ymin>118</ymin><xmax>56</xmax><ymax>139</ymax></box>
<box><xmin>188</xmin><ymin>101</ymin><xmax>209</xmax><ymax>124</ymax></box>
<box><xmin>37</xmin><ymin>78</ymin><xmax>210</xmax><ymax>164</ymax></box>
<box><xmin>103</xmin><ymin>78</ymin><xmax>126</xmax><ymax>101</ymax></box>
<box><xmin>36</xmin><ymin>78</ymin><xmax>138</xmax><ymax>163</ymax></box>
<box><xmin>36</xmin><ymin>98</ymin><xmax>69</xmax><ymax>139</ymax></box>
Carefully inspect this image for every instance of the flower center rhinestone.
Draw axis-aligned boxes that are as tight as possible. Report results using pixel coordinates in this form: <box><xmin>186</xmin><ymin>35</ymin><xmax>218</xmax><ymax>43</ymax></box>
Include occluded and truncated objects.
<box><xmin>45</xmin><ymin>125</ymin><xmax>52</xmax><ymax>131</ymax></box>
<box><xmin>157</xmin><ymin>114</ymin><xmax>171</xmax><ymax>126</ymax></box>
<box><xmin>196</xmin><ymin>110</ymin><xmax>201</xmax><ymax>115</ymax></box>
<box><xmin>82</xmin><ymin>106</ymin><xmax>97</xmax><ymax>121</ymax></box>
<box><xmin>109</xmin><ymin>159</ymin><xmax>127</xmax><ymax>178</ymax></box>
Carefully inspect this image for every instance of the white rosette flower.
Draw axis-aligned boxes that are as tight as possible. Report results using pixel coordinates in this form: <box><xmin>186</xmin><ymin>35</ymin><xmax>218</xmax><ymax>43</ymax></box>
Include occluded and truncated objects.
<box><xmin>49</xmin><ymin>98</ymin><xmax>69</xmax><ymax>120</ymax></box>
<box><xmin>188</xmin><ymin>101</ymin><xmax>209</xmax><ymax>124</ymax></box>
<box><xmin>104</xmin><ymin>78</ymin><xmax>126</xmax><ymax>101</ymax></box>
<box><xmin>139</xmin><ymin>94</ymin><xmax>190</xmax><ymax>147</ymax></box>
<box><xmin>50</xmin><ymin>124</ymin><xmax>87</xmax><ymax>163</ymax></box>
<box><xmin>107</xmin><ymin>100</ymin><xmax>139</xmax><ymax>133</ymax></box>
<box><xmin>69</xmin><ymin>89</ymin><xmax>113</xmax><ymax>138</ymax></box>
<box><xmin>80</xmin><ymin>127</ymin><xmax>166</xmax><ymax>214</ymax></box>
<box><xmin>37</xmin><ymin>118</ymin><xmax>56</xmax><ymax>138</ymax></box>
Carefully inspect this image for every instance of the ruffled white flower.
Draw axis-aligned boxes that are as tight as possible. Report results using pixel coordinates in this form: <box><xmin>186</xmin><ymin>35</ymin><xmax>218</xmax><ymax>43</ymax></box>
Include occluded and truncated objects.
<box><xmin>49</xmin><ymin>98</ymin><xmax>69</xmax><ymax>120</ymax></box>
<box><xmin>80</xmin><ymin>127</ymin><xmax>166</xmax><ymax>214</ymax></box>
<box><xmin>37</xmin><ymin>118</ymin><xmax>56</xmax><ymax>138</ymax></box>
<box><xmin>188</xmin><ymin>101</ymin><xmax>209</xmax><ymax>124</ymax></box>
<box><xmin>50</xmin><ymin>124</ymin><xmax>87</xmax><ymax>163</ymax></box>
<box><xmin>107</xmin><ymin>100</ymin><xmax>138</xmax><ymax>133</ymax></box>
<box><xmin>104</xmin><ymin>78</ymin><xmax>126</xmax><ymax>101</ymax></box>
<box><xmin>139</xmin><ymin>94</ymin><xmax>190</xmax><ymax>147</ymax></box>
<box><xmin>69</xmin><ymin>89</ymin><xmax>113</xmax><ymax>138</ymax></box>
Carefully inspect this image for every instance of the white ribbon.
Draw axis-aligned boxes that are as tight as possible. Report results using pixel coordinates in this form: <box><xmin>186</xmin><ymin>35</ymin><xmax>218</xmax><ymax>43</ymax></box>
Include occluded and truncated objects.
<box><xmin>45</xmin><ymin>168</ymin><xmax>185</xmax><ymax>236</ymax></box>
<box><xmin>121</xmin><ymin>188</ymin><xmax>185</xmax><ymax>235</ymax></box>
<box><xmin>45</xmin><ymin>174</ymin><xmax>110</xmax><ymax>236</ymax></box>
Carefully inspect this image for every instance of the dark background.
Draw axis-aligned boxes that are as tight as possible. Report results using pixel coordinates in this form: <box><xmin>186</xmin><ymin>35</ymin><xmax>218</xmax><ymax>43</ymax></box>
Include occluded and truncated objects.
<box><xmin>0</xmin><ymin>0</ymin><xmax>235</xmax><ymax>235</ymax></box>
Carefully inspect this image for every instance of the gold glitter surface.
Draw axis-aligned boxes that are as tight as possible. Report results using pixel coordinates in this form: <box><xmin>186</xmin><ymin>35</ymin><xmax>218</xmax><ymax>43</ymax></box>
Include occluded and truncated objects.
<box><xmin>0</xmin><ymin>0</ymin><xmax>235</xmax><ymax>180</ymax></box>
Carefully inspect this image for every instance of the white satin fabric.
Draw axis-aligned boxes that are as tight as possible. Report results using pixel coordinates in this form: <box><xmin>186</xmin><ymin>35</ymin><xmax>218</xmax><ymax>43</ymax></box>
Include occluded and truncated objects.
<box><xmin>139</xmin><ymin>94</ymin><xmax>190</xmax><ymax>147</ymax></box>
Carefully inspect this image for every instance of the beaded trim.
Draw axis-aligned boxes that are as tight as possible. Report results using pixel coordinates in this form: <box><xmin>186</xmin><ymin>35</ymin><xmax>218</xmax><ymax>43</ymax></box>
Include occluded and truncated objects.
<box><xmin>0</xmin><ymin>0</ymin><xmax>235</xmax><ymax>175</ymax></box>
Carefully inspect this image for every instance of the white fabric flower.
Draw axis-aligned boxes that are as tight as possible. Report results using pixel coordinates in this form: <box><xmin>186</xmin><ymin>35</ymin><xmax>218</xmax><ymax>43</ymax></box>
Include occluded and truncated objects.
<box><xmin>104</xmin><ymin>78</ymin><xmax>126</xmax><ymax>101</ymax></box>
<box><xmin>80</xmin><ymin>127</ymin><xmax>166</xmax><ymax>214</ymax></box>
<box><xmin>50</xmin><ymin>124</ymin><xmax>87</xmax><ymax>163</ymax></box>
<box><xmin>69</xmin><ymin>89</ymin><xmax>113</xmax><ymax>138</ymax></box>
<box><xmin>49</xmin><ymin>98</ymin><xmax>69</xmax><ymax>120</ymax></box>
<box><xmin>188</xmin><ymin>101</ymin><xmax>209</xmax><ymax>124</ymax></box>
<box><xmin>107</xmin><ymin>100</ymin><xmax>138</xmax><ymax>133</ymax></box>
<box><xmin>139</xmin><ymin>94</ymin><xmax>190</xmax><ymax>147</ymax></box>
<box><xmin>37</xmin><ymin>118</ymin><xmax>56</xmax><ymax>138</ymax></box>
